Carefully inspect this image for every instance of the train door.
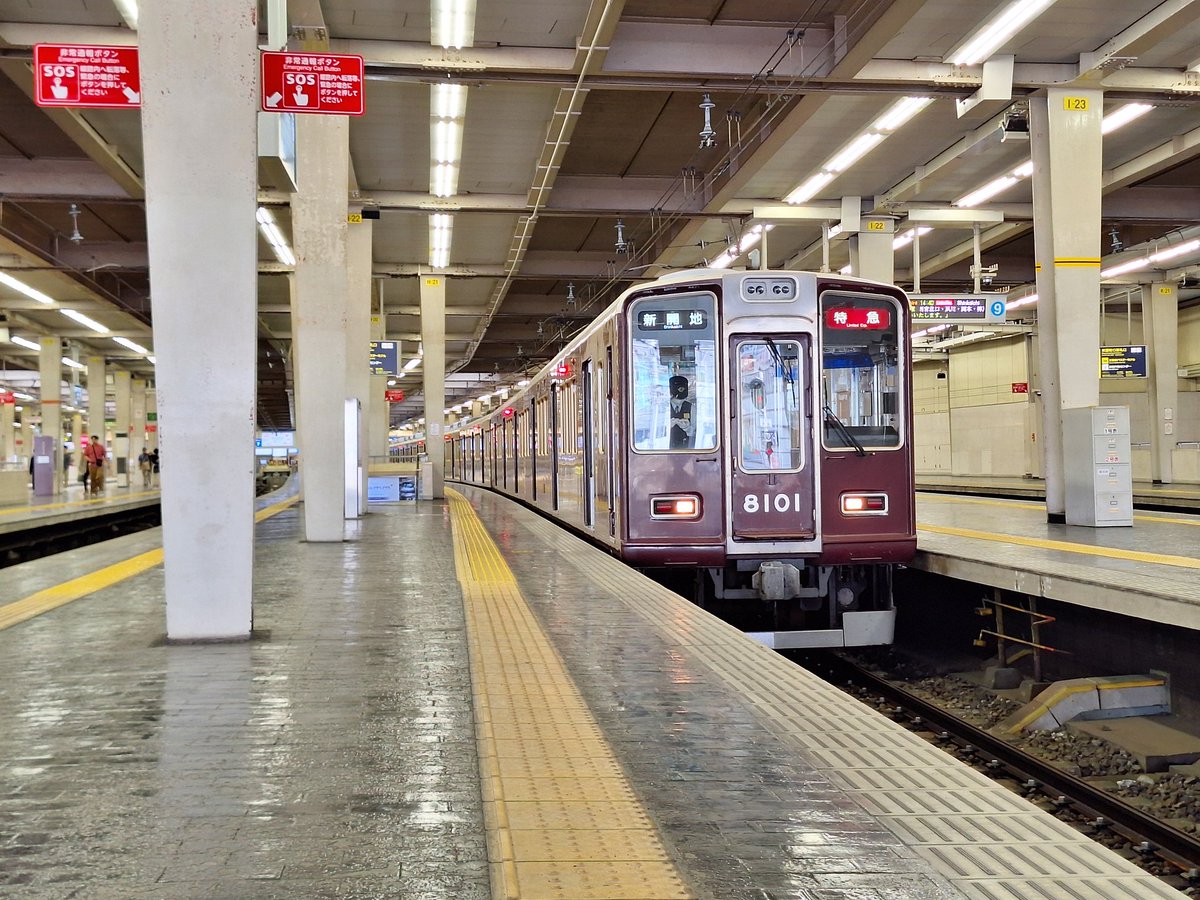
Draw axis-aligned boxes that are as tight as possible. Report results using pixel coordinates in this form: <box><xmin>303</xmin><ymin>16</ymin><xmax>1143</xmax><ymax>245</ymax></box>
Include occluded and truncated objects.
<box><xmin>729</xmin><ymin>335</ymin><xmax>816</xmax><ymax>539</ymax></box>
<box><xmin>605</xmin><ymin>346</ymin><xmax>616</xmax><ymax>537</ymax></box>
<box><xmin>582</xmin><ymin>359</ymin><xmax>595</xmax><ymax>527</ymax></box>
<box><xmin>530</xmin><ymin>401</ymin><xmax>538</xmax><ymax>501</ymax></box>
<box><xmin>550</xmin><ymin>382</ymin><xmax>560</xmax><ymax>510</ymax></box>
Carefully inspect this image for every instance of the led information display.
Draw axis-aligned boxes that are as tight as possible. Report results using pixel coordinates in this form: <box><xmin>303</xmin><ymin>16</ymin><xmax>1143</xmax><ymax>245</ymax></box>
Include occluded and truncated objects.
<box><xmin>824</xmin><ymin>308</ymin><xmax>892</xmax><ymax>330</ymax></box>
<box><xmin>369</xmin><ymin>341</ymin><xmax>398</xmax><ymax>375</ymax></box>
<box><xmin>636</xmin><ymin>309</ymin><xmax>708</xmax><ymax>331</ymax></box>
<box><xmin>1099</xmin><ymin>345</ymin><xmax>1147</xmax><ymax>378</ymax></box>
<box><xmin>910</xmin><ymin>293</ymin><xmax>989</xmax><ymax>320</ymax></box>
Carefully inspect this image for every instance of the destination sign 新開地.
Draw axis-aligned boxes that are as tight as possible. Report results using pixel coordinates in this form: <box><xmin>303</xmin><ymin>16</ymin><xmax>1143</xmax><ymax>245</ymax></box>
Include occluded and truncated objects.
<box><xmin>1099</xmin><ymin>345</ymin><xmax>1147</xmax><ymax>378</ymax></box>
<box><xmin>636</xmin><ymin>310</ymin><xmax>708</xmax><ymax>331</ymax></box>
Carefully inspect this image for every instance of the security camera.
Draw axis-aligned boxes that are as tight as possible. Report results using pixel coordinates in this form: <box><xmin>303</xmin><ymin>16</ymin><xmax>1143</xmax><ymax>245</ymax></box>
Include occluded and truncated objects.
<box><xmin>1000</xmin><ymin>113</ymin><xmax>1029</xmax><ymax>142</ymax></box>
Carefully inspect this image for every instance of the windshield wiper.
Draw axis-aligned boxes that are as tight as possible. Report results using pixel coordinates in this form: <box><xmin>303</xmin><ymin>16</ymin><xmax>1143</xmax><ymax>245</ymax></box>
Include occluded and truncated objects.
<box><xmin>823</xmin><ymin>404</ymin><xmax>866</xmax><ymax>457</ymax></box>
<box><xmin>762</xmin><ymin>336</ymin><xmax>798</xmax><ymax>409</ymax></box>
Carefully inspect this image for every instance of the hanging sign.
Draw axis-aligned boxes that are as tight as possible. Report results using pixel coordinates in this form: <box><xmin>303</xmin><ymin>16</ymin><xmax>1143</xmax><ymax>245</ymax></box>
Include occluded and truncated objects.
<box><xmin>384</xmin><ymin>389</ymin><xmax>405</xmax><ymax>403</ymax></box>
<box><xmin>369</xmin><ymin>341</ymin><xmax>399</xmax><ymax>375</ymax></box>
<box><xmin>0</xmin><ymin>391</ymin><xmax>14</xmax><ymax>405</ymax></box>
<box><xmin>1099</xmin><ymin>345</ymin><xmax>1147</xmax><ymax>378</ymax></box>
<box><xmin>260</xmin><ymin>51</ymin><xmax>365</xmax><ymax>115</ymax></box>
<box><xmin>33</xmin><ymin>44</ymin><xmax>141</xmax><ymax>108</ymax></box>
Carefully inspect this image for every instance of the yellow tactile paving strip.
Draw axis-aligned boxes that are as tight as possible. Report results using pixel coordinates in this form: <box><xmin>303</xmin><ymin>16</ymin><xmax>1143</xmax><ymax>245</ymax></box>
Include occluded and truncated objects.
<box><xmin>0</xmin><ymin>495</ymin><xmax>298</xmax><ymax>631</ymax></box>
<box><xmin>446</xmin><ymin>488</ymin><xmax>691</xmax><ymax>900</ymax></box>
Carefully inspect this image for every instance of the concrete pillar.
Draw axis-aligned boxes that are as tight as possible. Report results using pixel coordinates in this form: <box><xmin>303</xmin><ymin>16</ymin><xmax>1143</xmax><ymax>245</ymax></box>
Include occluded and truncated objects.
<box><xmin>291</xmin><ymin>113</ymin><xmax>350</xmax><ymax>540</ymax></box>
<box><xmin>69</xmin><ymin>411</ymin><xmax>83</xmax><ymax>484</ymax></box>
<box><xmin>38</xmin><ymin>336</ymin><xmax>62</xmax><ymax>478</ymax></box>
<box><xmin>848</xmin><ymin>219</ymin><xmax>895</xmax><ymax>284</ymax></box>
<box><xmin>1144</xmin><ymin>281</ymin><xmax>1179</xmax><ymax>483</ymax></box>
<box><xmin>420</xmin><ymin>275</ymin><xmax>446</xmax><ymax>499</ymax></box>
<box><xmin>0</xmin><ymin>397</ymin><xmax>13</xmax><ymax>461</ymax></box>
<box><xmin>1029</xmin><ymin>88</ymin><xmax>1103</xmax><ymax>521</ymax></box>
<box><xmin>113</xmin><ymin>370</ymin><xmax>132</xmax><ymax>487</ymax></box>
<box><xmin>86</xmin><ymin>356</ymin><xmax>106</xmax><ymax>443</ymax></box>
<box><xmin>347</xmin><ymin>219</ymin><xmax>372</xmax><ymax>515</ymax></box>
<box><xmin>141</xmin><ymin>0</ymin><xmax>258</xmax><ymax>640</ymax></box>
<box><xmin>131</xmin><ymin>378</ymin><xmax>147</xmax><ymax>474</ymax></box>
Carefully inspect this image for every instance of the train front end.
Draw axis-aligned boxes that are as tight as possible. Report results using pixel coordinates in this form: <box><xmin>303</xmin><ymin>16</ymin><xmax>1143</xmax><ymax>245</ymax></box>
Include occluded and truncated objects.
<box><xmin>621</xmin><ymin>269</ymin><xmax>915</xmax><ymax>649</ymax></box>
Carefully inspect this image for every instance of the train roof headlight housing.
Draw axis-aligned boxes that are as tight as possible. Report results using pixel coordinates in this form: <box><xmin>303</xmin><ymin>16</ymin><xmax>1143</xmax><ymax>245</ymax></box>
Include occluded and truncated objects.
<box><xmin>651</xmin><ymin>494</ymin><xmax>701</xmax><ymax>520</ymax></box>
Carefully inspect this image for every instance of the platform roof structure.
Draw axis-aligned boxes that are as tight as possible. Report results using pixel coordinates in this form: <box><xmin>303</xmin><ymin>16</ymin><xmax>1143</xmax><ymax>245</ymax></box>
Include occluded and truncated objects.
<box><xmin>1</xmin><ymin>0</ymin><xmax>1200</xmax><ymax>427</ymax></box>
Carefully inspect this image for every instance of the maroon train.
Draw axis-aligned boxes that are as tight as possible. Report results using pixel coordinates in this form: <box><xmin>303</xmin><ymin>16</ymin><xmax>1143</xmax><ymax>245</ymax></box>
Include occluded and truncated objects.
<box><xmin>445</xmin><ymin>268</ymin><xmax>915</xmax><ymax>648</ymax></box>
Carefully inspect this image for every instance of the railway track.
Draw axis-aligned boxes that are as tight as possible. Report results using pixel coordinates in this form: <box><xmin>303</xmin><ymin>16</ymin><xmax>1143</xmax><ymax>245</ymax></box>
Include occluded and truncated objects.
<box><xmin>799</xmin><ymin>651</ymin><xmax>1200</xmax><ymax>893</ymax></box>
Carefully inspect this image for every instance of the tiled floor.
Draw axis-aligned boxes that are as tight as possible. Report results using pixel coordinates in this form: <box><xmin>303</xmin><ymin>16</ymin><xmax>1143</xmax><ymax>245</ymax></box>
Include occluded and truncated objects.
<box><xmin>0</xmin><ymin>500</ymin><xmax>489</xmax><ymax>899</ymax></box>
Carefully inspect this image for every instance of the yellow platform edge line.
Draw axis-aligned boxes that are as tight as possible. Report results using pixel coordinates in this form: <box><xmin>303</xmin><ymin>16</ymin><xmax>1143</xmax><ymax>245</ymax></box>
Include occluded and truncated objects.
<box><xmin>920</xmin><ymin>522</ymin><xmax>1200</xmax><ymax>570</ymax></box>
<box><xmin>0</xmin><ymin>496</ymin><xmax>298</xmax><ymax>632</ymax></box>
<box><xmin>445</xmin><ymin>488</ymin><xmax>690</xmax><ymax>900</ymax></box>
<box><xmin>0</xmin><ymin>488</ymin><xmax>162</xmax><ymax>518</ymax></box>
<box><xmin>919</xmin><ymin>492</ymin><xmax>1200</xmax><ymax>527</ymax></box>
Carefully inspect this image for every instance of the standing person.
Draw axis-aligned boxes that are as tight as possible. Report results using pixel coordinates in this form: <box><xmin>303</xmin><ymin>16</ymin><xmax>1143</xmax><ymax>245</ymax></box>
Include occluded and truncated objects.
<box><xmin>83</xmin><ymin>436</ymin><xmax>106</xmax><ymax>496</ymax></box>
<box><xmin>668</xmin><ymin>375</ymin><xmax>694</xmax><ymax>449</ymax></box>
<box><xmin>137</xmin><ymin>446</ymin><xmax>152</xmax><ymax>487</ymax></box>
<box><xmin>150</xmin><ymin>447</ymin><xmax>160</xmax><ymax>486</ymax></box>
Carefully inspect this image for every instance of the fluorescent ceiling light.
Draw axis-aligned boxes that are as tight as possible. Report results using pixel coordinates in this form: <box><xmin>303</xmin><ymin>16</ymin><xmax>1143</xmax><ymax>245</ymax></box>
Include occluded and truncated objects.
<box><xmin>431</xmin><ymin>162</ymin><xmax>457</xmax><ymax>198</ymax></box>
<box><xmin>404</xmin><ymin>356</ymin><xmax>423</xmax><ymax>371</ymax></box>
<box><xmin>783</xmin><ymin>96</ymin><xmax>932</xmax><ymax>204</ymax></box>
<box><xmin>433</xmin><ymin>83</ymin><xmax>467</xmax><ymax>120</ymax></box>
<box><xmin>1101</xmin><ymin>103</ymin><xmax>1153</xmax><ymax>135</ymax></box>
<box><xmin>60</xmin><ymin>308</ymin><xmax>109</xmax><ymax>334</ymax></box>
<box><xmin>62</xmin><ymin>357</ymin><xmax>85</xmax><ymax>370</ymax></box>
<box><xmin>955</xmin><ymin>175</ymin><xmax>1019</xmax><ymax>208</ymax></box>
<box><xmin>893</xmin><ymin>226</ymin><xmax>931</xmax><ymax>249</ymax></box>
<box><xmin>433</xmin><ymin>120</ymin><xmax>459</xmax><ymax>163</ymax></box>
<box><xmin>113</xmin><ymin>336</ymin><xmax>149</xmax><ymax>354</ymax></box>
<box><xmin>1149</xmin><ymin>239</ymin><xmax>1200</xmax><ymax>263</ymax></box>
<box><xmin>1101</xmin><ymin>257</ymin><xmax>1149</xmax><ymax>278</ymax></box>
<box><xmin>785</xmin><ymin>172</ymin><xmax>834</xmax><ymax>205</ymax></box>
<box><xmin>950</xmin><ymin>0</ymin><xmax>1057</xmax><ymax>66</ymax></box>
<box><xmin>0</xmin><ymin>271</ymin><xmax>55</xmax><ymax>304</ymax></box>
<box><xmin>872</xmin><ymin>97</ymin><xmax>933</xmax><ymax>133</ymax></box>
<box><xmin>937</xmin><ymin>330</ymin><xmax>995</xmax><ymax>348</ymax></box>
<box><xmin>10</xmin><ymin>335</ymin><xmax>39</xmax><ymax>350</ymax></box>
<box><xmin>113</xmin><ymin>0</ymin><xmax>138</xmax><ymax>30</ymax></box>
<box><xmin>256</xmin><ymin>207</ymin><xmax>295</xmax><ymax>266</ymax></box>
<box><xmin>826</xmin><ymin>132</ymin><xmax>885</xmax><ymax>173</ymax></box>
<box><xmin>433</xmin><ymin>0</ymin><xmax>476</xmax><ymax>49</ymax></box>
<box><xmin>1008</xmin><ymin>293</ymin><xmax>1038</xmax><ymax>309</ymax></box>
<box><xmin>147</xmin><ymin>356</ymin><xmax>156</xmax><ymax>365</ymax></box>
<box><xmin>14</xmin><ymin>391</ymin><xmax>34</xmax><ymax>400</ymax></box>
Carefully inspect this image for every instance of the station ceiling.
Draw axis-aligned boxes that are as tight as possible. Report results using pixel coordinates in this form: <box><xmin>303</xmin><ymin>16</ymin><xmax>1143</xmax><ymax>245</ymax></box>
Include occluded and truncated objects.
<box><xmin>1</xmin><ymin>0</ymin><xmax>1200</xmax><ymax>428</ymax></box>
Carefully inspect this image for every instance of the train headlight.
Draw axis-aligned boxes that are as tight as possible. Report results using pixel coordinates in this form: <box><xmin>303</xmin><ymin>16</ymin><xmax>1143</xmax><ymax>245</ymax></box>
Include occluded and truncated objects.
<box><xmin>841</xmin><ymin>492</ymin><xmax>888</xmax><ymax>515</ymax></box>
<box><xmin>650</xmin><ymin>494</ymin><xmax>701</xmax><ymax>519</ymax></box>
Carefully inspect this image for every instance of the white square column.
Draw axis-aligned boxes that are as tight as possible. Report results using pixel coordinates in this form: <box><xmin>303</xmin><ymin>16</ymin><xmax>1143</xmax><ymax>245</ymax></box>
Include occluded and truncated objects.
<box><xmin>420</xmin><ymin>276</ymin><xmax>446</xmax><ymax>499</ymax></box>
<box><xmin>140</xmin><ymin>1</ymin><xmax>259</xmax><ymax>640</ymax></box>
<box><xmin>291</xmin><ymin>114</ymin><xmax>351</xmax><ymax>540</ymax></box>
<box><xmin>1143</xmin><ymin>281</ymin><xmax>1178</xmax><ymax>483</ymax></box>
<box><xmin>1029</xmin><ymin>88</ymin><xmax>1104</xmax><ymax>521</ymax></box>
<box><xmin>346</xmin><ymin>219</ymin><xmax>373</xmax><ymax>516</ymax></box>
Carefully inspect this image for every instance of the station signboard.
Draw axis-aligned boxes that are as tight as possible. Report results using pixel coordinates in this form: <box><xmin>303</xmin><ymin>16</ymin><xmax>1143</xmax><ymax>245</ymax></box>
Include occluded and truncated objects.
<box><xmin>369</xmin><ymin>341</ymin><xmax>399</xmax><ymax>375</ymax></box>
<box><xmin>909</xmin><ymin>293</ymin><xmax>1012</xmax><ymax>323</ymax></box>
<box><xmin>33</xmin><ymin>44</ymin><xmax>141</xmax><ymax>109</ymax></box>
<box><xmin>1099</xmin><ymin>345</ymin><xmax>1147</xmax><ymax>378</ymax></box>
<box><xmin>261</xmin><ymin>51</ymin><xmax>364</xmax><ymax>115</ymax></box>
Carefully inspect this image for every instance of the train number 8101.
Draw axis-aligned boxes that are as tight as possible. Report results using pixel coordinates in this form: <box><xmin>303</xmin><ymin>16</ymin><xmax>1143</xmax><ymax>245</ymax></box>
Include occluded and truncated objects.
<box><xmin>743</xmin><ymin>493</ymin><xmax>804</xmax><ymax>513</ymax></box>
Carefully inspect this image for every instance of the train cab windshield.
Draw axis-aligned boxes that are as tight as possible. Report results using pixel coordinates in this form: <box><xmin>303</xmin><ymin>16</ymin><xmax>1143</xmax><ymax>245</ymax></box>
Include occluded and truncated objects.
<box><xmin>820</xmin><ymin>292</ymin><xmax>903</xmax><ymax>450</ymax></box>
<box><xmin>737</xmin><ymin>339</ymin><xmax>804</xmax><ymax>472</ymax></box>
<box><xmin>629</xmin><ymin>293</ymin><xmax>717</xmax><ymax>452</ymax></box>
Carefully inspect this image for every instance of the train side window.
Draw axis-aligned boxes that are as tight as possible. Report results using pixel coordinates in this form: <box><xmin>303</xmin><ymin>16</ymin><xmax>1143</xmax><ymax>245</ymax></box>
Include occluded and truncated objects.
<box><xmin>736</xmin><ymin>339</ymin><xmax>804</xmax><ymax>472</ymax></box>
<box><xmin>628</xmin><ymin>292</ymin><xmax>717</xmax><ymax>452</ymax></box>
<box><xmin>819</xmin><ymin>291</ymin><xmax>903</xmax><ymax>450</ymax></box>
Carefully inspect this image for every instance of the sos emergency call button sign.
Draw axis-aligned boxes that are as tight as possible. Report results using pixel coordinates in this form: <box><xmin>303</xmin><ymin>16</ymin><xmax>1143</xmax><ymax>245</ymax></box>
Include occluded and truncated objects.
<box><xmin>33</xmin><ymin>44</ymin><xmax>141</xmax><ymax>109</ymax></box>
<box><xmin>261</xmin><ymin>51</ymin><xmax>364</xmax><ymax>115</ymax></box>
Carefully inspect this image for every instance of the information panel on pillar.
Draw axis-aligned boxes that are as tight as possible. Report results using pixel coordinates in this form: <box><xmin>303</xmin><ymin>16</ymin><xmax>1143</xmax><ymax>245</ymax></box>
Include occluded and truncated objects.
<box><xmin>909</xmin><ymin>294</ymin><xmax>990</xmax><ymax>321</ymax></box>
<box><xmin>1099</xmin><ymin>345</ymin><xmax>1147</xmax><ymax>378</ymax></box>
